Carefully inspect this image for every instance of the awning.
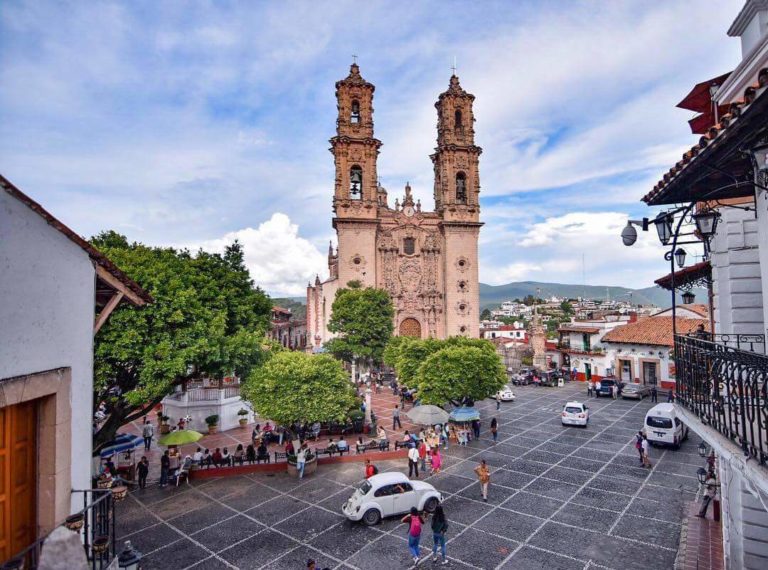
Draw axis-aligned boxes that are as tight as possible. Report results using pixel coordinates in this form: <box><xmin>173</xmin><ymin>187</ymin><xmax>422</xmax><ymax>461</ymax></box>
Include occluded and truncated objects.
<box><xmin>677</xmin><ymin>72</ymin><xmax>731</xmax><ymax>113</ymax></box>
<box><xmin>654</xmin><ymin>261</ymin><xmax>711</xmax><ymax>291</ymax></box>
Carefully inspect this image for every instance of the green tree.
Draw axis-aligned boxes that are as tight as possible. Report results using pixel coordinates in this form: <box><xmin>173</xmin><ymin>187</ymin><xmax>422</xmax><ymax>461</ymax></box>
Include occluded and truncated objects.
<box><xmin>393</xmin><ymin>338</ymin><xmax>443</xmax><ymax>388</ymax></box>
<box><xmin>480</xmin><ymin>308</ymin><xmax>492</xmax><ymax>321</ymax></box>
<box><xmin>242</xmin><ymin>351</ymin><xmax>357</xmax><ymax>434</ymax></box>
<box><xmin>325</xmin><ymin>286</ymin><xmax>394</xmax><ymax>367</ymax></box>
<box><xmin>383</xmin><ymin>335</ymin><xmax>412</xmax><ymax>369</ymax></box>
<box><xmin>91</xmin><ymin>232</ymin><xmax>272</xmax><ymax>452</ymax></box>
<box><xmin>416</xmin><ymin>345</ymin><xmax>506</xmax><ymax>405</ymax></box>
<box><xmin>560</xmin><ymin>300</ymin><xmax>573</xmax><ymax>314</ymax></box>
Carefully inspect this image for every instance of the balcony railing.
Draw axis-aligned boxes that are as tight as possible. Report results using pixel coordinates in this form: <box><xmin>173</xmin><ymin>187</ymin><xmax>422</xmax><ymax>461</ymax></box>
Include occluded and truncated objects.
<box><xmin>6</xmin><ymin>489</ymin><xmax>116</xmax><ymax>570</ymax></box>
<box><xmin>674</xmin><ymin>333</ymin><xmax>768</xmax><ymax>465</ymax></box>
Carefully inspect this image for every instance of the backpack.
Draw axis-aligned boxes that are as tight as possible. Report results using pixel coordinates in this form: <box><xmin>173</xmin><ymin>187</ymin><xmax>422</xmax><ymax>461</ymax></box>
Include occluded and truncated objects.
<box><xmin>372</xmin><ymin>465</ymin><xmax>379</xmax><ymax>475</ymax></box>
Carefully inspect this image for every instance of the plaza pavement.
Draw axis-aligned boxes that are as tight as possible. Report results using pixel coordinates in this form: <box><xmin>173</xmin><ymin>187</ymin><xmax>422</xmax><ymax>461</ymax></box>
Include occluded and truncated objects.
<box><xmin>116</xmin><ymin>382</ymin><xmax>707</xmax><ymax>570</ymax></box>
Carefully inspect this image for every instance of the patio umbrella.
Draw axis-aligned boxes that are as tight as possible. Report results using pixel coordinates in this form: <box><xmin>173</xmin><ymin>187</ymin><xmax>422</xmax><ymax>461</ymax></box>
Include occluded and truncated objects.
<box><xmin>449</xmin><ymin>407</ymin><xmax>480</xmax><ymax>423</ymax></box>
<box><xmin>405</xmin><ymin>405</ymin><xmax>449</xmax><ymax>426</ymax></box>
<box><xmin>158</xmin><ymin>429</ymin><xmax>204</xmax><ymax>447</ymax></box>
<box><xmin>99</xmin><ymin>433</ymin><xmax>144</xmax><ymax>458</ymax></box>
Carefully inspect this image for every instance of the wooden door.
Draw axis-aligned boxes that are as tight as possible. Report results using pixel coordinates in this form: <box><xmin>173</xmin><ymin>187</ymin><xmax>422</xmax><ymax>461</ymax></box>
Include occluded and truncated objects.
<box><xmin>0</xmin><ymin>400</ymin><xmax>38</xmax><ymax>562</ymax></box>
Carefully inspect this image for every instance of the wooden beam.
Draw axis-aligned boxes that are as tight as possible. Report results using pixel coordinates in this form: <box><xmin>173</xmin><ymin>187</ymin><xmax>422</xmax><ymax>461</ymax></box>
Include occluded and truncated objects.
<box><xmin>94</xmin><ymin>264</ymin><xmax>146</xmax><ymax>306</ymax></box>
<box><xmin>94</xmin><ymin>291</ymin><xmax>124</xmax><ymax>336</ymax></box>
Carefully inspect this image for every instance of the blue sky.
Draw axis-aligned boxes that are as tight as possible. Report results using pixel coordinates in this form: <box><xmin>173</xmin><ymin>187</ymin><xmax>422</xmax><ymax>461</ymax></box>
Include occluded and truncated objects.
<box><xmin>0</xmin><ymin>0</ymin><xmax>743</xmax><ymax>296</ymax></box>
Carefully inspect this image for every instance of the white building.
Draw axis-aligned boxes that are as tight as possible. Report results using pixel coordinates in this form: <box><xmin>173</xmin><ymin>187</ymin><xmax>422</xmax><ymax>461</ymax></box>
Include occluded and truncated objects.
<box><xmin>557</xmin><ymin>315</ymin><xmax>633</xmax><ymax>381</ymax></box>
<box><xmin>0</xmin><ymin>175</ymin><xmax>150</xmax><ymax>562</ymax></box>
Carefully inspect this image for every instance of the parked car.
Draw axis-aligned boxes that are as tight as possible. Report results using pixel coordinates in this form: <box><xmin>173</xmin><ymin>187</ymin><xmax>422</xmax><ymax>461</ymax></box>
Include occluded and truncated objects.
<box><xmin>622</xmin><ymin>383</ymin><xmax>651</xmax><ymax>400</ymax></box>
<box><xmin>512</xmin><ymin>368</ymin><xmax>535</xmax><ymax>386</ymax></box>
<box><xmin>561</xmin><ymin>401</ymin><xmax>589</xmax><ymax>427</ymax></box>
<box><xmin>538</xmin><ymin>371</ymin><xmax>560</xmax><ymax>387</ymax></box>
<box><xmin>595</xmin><ymin>378</ymin><xmax>623</xmax><ymax>397</ymax></box>
<box><xmin>342</xmin><ymin>473</ymin><xmax>442</xmax><ymax>525</ymax></box>
<box><xmin>496</xmin><ymin>385</ymin><xmax>516</xmax><ymax>401</ymax></box>
<box><xmin>643</xmin><ymin>403</ymin><xmax>689</xmax><ymax>448</ymax></box>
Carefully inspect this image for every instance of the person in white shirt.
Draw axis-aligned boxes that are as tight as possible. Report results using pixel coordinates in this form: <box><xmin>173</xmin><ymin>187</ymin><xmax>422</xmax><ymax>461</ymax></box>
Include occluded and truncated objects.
<box><xmin>641</xmin><ymin>435</ymin><xmax>651</xmax><ymax>468</ymax></box>
<box><xmin>408</xmin><ymin>445</ymin><xmax>420</xmax><ymax>478</ymax></box>
<box><xmin>595</xmin><ymin>380</ymin><xmax>602</xmax><ymax>397</ymax></box>
<box><xmin>192</xmin><ymin>447</ymin><xmax>203</xmax><ymax>466</ymax></box>
<box><xmin>296</xmin><ymin>445</ymin><xmax>307</xmax><ymax>479</ymax></box>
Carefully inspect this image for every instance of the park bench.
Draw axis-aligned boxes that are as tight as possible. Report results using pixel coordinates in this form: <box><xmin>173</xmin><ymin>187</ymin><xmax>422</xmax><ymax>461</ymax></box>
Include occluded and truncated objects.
<box><xmin>356</xmin><ymin>440</ymin><xmax>390</xmax><ymax>453</ymax></box>
<box><xmin>273</xmin><ymin>451</ymin><xmax>288</xmax><ymax>463</ymax></box>
<box><xmin>394</xmin><ymin>440</ymin><xmax>413</xmax><ymax>450</ymax></box>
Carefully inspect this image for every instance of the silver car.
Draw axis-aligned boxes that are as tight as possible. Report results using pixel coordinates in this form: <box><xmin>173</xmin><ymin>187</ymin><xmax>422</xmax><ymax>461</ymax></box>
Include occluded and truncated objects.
<box><xmin>622</xmin><ymin>383</ymin><xmax>651</xmax><ymax>399</ymax></box>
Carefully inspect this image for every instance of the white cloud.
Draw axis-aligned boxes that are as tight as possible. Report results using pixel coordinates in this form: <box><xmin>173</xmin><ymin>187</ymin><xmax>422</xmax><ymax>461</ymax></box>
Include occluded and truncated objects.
<box><xmin>188</xmin><ymin>213</ymin><xmax>326</xmax><ymax>297</ymax></box>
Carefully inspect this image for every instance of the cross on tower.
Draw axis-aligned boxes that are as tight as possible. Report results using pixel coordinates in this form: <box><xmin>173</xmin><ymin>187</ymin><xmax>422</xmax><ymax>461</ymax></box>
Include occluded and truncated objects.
<box><xmin>451</xmin><ymin>56</ymin><xmax>457</xmax><ymax>76</ymax></box>
<box><xmin>352</xmin><ymin>54</ymin><xmax>358</xmax><ymax>64</ymax></box>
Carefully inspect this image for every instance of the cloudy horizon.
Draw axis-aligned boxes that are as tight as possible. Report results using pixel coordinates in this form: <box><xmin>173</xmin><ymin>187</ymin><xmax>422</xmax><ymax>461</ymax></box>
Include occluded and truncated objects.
<box><xmin>1</xmin><ymin>1</ymin><xmax>741</xmax><ymax>297</ymax></box>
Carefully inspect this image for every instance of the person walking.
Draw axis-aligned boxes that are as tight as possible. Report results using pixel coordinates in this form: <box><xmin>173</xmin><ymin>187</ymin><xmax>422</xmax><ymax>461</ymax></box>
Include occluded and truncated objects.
<box><xmin>634</xmin><ymin>431</ymin><xmax>644</xmax><ymax>465</ymax></box>
<box><xmin>430</xmin><ymin>505</ymin><xmax>449</xmax><ymax>565</ymax></box>
<box><xmin>474</xmin><ymin>459</ymin><xmax>491</xmax><ymax>502</ymax></box>
<box><xmin>401</xmin><ymin>507</ymin><xmax>426</xmax><ymax>566</ymax></box>
<box><xmin>594</xmin><ymin>380</ymin><xmax>601</xmax><ymax>397</ymax></box>
<box><xmin>490</xmin><ymin>418</ymin><xmax>498</xmax><ymax>443</ymax></box>
<box><xmin>697</xmin><ymin>470</ymin><xmax>718</xmax><ymax>518</ymax></box>
<box><xmin>137</xmin><ymin>456</ymin><xmax>149</xmax><ymax>489</ymax></box>
<box><xmin>587</xmin><ymin>380</ymin><xmax>593</xmax><ymax>397</ymax></box>
<box><xmin>611</xmin><ymin>383</ymin><xmax>618</xmax><ymax>400</ymax></box>
<box><xmin>296</xmin><ymin>444</ymin><xmax>307</xmax><ymax>479</ymax></box>
<box><xmin>418</xmin><ymin>440</ymin><xmax>428</xmax><ymax>473</ymax></box>
<box><xmin>651</xmin><ymin>385</ymin><xmax>658</xmax><ymax>403</ymax></box>
<box><xmin>408</xmin><ymin>444</ymin><xmax>420</xmax><ymax>478</ymax></box>
<box><xmin>393</xmin><ymin>404</ymin><xmax>402</xmax><ymax>430</ymax></box>
<box><xmin>430</xmin><ymin>447</ymin><xmax>442</xmax><ymax>475</ymax></box>
<box><xmin>160</xmin><ymin>450</ymin><xmax>170</xmax><ymax>488</ymax></box>
<box><xmin>667</xmin><ymin>389</ymin><xmax>674</xmax><ymax>403</ymax></box>
<box><xmin>496</xmin><ymin>393</ymin><xmax>501</xmax><ymax>411</ymax></box>
<box><xmin>641</xmin><ymin>434</ymin><xmax>652</xmax><ymax>468</ymax></box>
<box><xmin>142</xmin><ymin>420</ymin><xmax>154</xmax><ymax>450</ymax></box>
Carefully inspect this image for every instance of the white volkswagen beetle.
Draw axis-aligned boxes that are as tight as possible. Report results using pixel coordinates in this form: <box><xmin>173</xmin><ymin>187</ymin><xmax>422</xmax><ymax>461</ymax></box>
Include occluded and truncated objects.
<box><xmin>342</xmin><ymin>472</ymin><xmax>443</xmax><ymax>526</ymax></box>
<box><xmin>496</xmin><ymin>385</ymin><xmax>516</xmax><ymax>401</ymax></box>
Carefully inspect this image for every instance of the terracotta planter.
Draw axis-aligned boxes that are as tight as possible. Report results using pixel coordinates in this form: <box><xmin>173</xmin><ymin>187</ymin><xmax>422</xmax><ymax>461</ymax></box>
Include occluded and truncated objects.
<box><xmin>286</xmin><ymin>456</ymin><xmax>317</xmax><ymax>478</ymax></box>
<box><xmin>111</xmin><ymin>485</ymin><xmax>128</xmax><ymax>502</ymax></box>
<box><xmin>207</xmin><ymin>425</ymin><xmax>218</xmax><ymax>435</ymax></box>
<box><xmin>96</xmin><ymin>478</ymin><xmax>112</xmax><ymax>489</ymax></box>
<box><xmin>160</xmin><ymin>424</ymin><xmax>171</xmax><ymax>434</ymax></box>
<box><xmin>238</xmin><ymin>419</ymin><xmax>248</xmax><ymax>428</ymax></box>
<box><xmin>91</xmin><ymin>535</ymin><xmax>110</xmax><ymax>554</ymax></box>
<box><xmin>64</xmin><ymin>513</ymin><xmax>84</xmax><ymax>532</ymax></box>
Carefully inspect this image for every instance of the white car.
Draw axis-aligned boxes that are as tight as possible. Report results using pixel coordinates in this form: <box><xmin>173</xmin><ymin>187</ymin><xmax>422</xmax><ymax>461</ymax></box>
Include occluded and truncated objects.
<box><xmin>561</xmin><ymin>401</ymin><xmax>589</xmax><ymax>427</ymax></box>
<box><xmin>496</xmin><ymin>386</ymin><xmax>516</xmax><ymax>401</ymax></box>
<box><xmin>342</xmin><ymin>472</ymin><xmax>443</xmax><ymax>526</ymax></box>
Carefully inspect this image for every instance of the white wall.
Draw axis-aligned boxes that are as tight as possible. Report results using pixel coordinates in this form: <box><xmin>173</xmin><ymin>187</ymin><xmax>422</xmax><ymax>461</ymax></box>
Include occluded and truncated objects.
<box><xmin>0</xmin><ymin>191</ymin><xmax>95</xmax><ymax>511</ymax></box>
<box><xmin>756</xmin><ymin>189</ymin><xmax>768</xmax><ymax>340</ymax></box>
<box><xmin>710</xmin><ymin>207</ymin><xmax>764</xmax><ymax>336</ymax></box>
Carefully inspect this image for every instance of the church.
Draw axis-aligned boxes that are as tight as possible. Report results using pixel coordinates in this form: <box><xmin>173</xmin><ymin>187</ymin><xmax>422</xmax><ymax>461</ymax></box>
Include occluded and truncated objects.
<box><xmin>306</xmin><ymin>63</ymin><xmax>483</xmax><ymax>349</ymax></box>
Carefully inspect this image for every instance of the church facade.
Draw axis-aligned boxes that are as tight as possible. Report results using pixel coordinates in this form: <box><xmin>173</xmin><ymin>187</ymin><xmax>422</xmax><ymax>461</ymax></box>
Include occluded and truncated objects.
<box><xmin>306</xmin><ymin>63</ymin><xmax>483</xmax><ymax>349</ymax></box>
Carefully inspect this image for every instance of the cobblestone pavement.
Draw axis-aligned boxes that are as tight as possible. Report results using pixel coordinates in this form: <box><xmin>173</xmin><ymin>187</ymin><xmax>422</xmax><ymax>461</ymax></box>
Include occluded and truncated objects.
<box><xmin>116</xmin><ymin>383</ymin><xmax>706</xmax><ymax>570</ymax></box>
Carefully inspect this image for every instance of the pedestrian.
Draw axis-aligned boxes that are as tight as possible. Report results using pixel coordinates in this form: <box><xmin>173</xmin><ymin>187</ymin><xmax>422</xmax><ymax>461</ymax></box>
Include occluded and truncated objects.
<box><xmin>160</xmin><ymin>450</ymin><xmax>170</xmax><ymax>487</ymax></box>
<box><xmin>572</xmin><ymin>367</ymin><xmax>578</xmax><ymax>381</ymax></box>
<box><xmin>296</xmin><ymin>444</ymin><xmax>307</xmax><ymax>479</ymax></box>
<box><xmin>377</xmin><ymin>425</ymin><xmax>388</xmax><ymax>450</ymax></box>
<box><xmin>612</xmin><ymin>383</ymin><xmax>618</xmax><ymax>400</ymax></box>
<box><xmin>365</xmin><ymin>458</ymin><xmax>377</xmax><ymax>479</ymax></box>
<box><xmin>490</xmin><ymin>418</ymin><xmax>498</xmax><ymax>443</ymax></box>
<box><xmin>641</xmin><ymin>434</ymin><xmax>652</xmax><ymax>468</ymax></box>
<box><xmin>418</xmin><ymin>440</ymin><xmax>428</xmax><ymax>473</ymax></box>
<box><xmin>442</xmin><ymin>423</ymin><xmax>450</xmax><ymax>449</ymax></box>
<box><xmin>496</xmin><ymin>393</ymin><xmax>501</xmax><ymax>411</ymax></box>
<box><xmin>595</xmin><ymin>379</ymin><xmax>601</xmax><ymax>397</ymax></box>
<box><xmin>408</xmin><ymin>443</ymin><xmax>420</xmax><ymax>478</ymax></box>
<box><xmin>430</xmin><ymin>447</ymin><xmax>442</xmax><ymax>475</ymax></box>
<box><xmin>696</xmin><ymin>470</ymin><xmax>718</xmax><ymax>518</ymax></box>
<box><xmin>635</xmin><ymin>431</ymin><xmax>644</xmax><ymax>465</ymax></box>
<box><xmin>402</xmin><ymin>506</ymin><xmax>426</xmax><ymax>566</ymax></box>
<box><xmin>472</xmin><ymin>419</ymin><xmax>481</xmax><ymax>439</ymax></box>
<box><xmin>587</xmin><ymin>380</ymin><xmax>593</xmax><ymax>397</ymax></box>
<box><xmin>393</xmin><ymin>404</ymin><xmax>402</xmax><ymax>430</ymax></box>
<box><xmin>142</xmin><ymin>419</ymin><xmax>154</xmax><ymax>450</ymax></box>
<box><xmin>474</xmin><ymin>459</ymin><xmax>491</xmax><ymax>502</ymax></box>
<box><xmin>651</xmin><ymin>385</ymin><xmax>658</xmax><ymax>402</ymax></box>
<box><xmin>667</xmin><ymin>389</ymin><xmax>674</xmax><ymax>403</ymax></box>
<box><xmin>137</xmin><ymin>456</ymin><xmax>149</xmax><ymax>489</ymax></box>
<box><xmin>430</xmin><ymin>504</ymin><xmax>449</xmax><ymax>565</ymax></box>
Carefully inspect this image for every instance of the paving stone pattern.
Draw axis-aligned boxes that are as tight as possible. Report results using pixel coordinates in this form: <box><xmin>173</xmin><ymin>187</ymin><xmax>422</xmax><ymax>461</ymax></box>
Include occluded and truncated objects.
<box><xmin>116</xmin><ymin>383</ymin><xmax>704</xmax><ymax>569</ymax></box>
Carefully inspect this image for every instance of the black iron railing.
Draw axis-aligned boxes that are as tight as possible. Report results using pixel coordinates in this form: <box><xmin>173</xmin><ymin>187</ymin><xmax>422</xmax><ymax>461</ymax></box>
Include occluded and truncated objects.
<box><xmin>4</xmin><ymin>489</ymin><xmax>116</xmax><ymax>570</ymax></box>
<box><xmin>674</xmin><ymin>333</ymin><xmax>768</xmax><ymax>465</ymax></box>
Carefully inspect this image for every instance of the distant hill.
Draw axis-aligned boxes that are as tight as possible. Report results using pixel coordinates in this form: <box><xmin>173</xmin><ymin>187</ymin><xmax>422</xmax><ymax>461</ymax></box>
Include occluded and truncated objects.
<box><xmin>272</xmin><ymin>297</ymin><xmax>306</xmax><ymax>321</ymax></box>
<box><xmin>479</xmin><ymin>281</ymin><xmax>706</xmax><ymax>311</ymax></box>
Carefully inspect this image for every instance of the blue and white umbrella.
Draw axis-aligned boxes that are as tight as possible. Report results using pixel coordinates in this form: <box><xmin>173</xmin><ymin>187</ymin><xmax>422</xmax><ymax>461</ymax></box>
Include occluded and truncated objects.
<box><xmin>448</xmin><ymin>407</ymin><xmax>480</xmax><ymax>423</ymax></box>
<box><xmin>99</xmin><ymin>433</ymin><xmax>144</xmax><ymax>458</ymax></box>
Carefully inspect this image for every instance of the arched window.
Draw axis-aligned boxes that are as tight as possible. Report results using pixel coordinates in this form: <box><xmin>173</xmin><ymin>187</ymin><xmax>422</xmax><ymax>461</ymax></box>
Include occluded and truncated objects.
<box><xmin>351</xmin><ymin>100</ymin><xmax>360</xmax><ymax>124</ymax></box>
<box><xmin>350</xmin><ymin>166</ymin><xmax>363</xmax><ymax>199</ymax></box>
<box><xmin>454</xmin><ymin>109</ymin><xmax>462</xmax><ymax>131</ymax></box>
<box><xmin>456</xmin><ymin>172</ymin><xmax>467</xmax><ymax>203</ymax></box>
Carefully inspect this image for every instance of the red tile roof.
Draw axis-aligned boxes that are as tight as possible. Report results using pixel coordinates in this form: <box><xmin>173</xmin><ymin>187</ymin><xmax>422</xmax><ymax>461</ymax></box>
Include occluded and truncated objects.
<box><xmin>654</xmin><ymin>260</ymin><xmax>711</xmax><ymax>291</ymax></box>
<box><xmin>559</xmin><ymin>325</ymin><xmax>601</xmax><ymax>334</ymax></box>
<box><xmin>601</xmin><ymin>316</ymin><xmax>708</xmax><ymax>347</ymax></box>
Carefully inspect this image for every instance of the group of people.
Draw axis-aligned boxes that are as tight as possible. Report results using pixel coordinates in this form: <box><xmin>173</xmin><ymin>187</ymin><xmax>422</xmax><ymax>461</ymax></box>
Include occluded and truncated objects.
<box><xmin>403</xmin><ymin>429</ymin><xmax>444</xmax><ymax>478</ymax></box>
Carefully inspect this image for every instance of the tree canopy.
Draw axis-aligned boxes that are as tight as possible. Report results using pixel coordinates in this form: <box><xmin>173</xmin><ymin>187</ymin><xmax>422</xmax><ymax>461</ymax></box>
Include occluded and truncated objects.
<box><xmin>480</xmin><ymin>308</ymin><xmax>492</xmax><ymax>321</ymax></box>
<box><xmin>242</xmin><ymin>351</ymin><xmax>357</xmax><ymax>429</ymax></box>
<box><xmin>91</xmin><ymin>232</ymin><xmax>272</xmax><ymax>451</ymax></box>
<box><xmin>325</xmin><ymin>285</ymin><xmax>394</xmax><ymax>366</ymax></box>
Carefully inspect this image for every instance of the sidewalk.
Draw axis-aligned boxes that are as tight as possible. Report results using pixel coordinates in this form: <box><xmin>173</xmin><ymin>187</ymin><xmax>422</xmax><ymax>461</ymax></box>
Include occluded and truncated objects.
<box><xmin>677</xmin><ymin>502</ymin><xmax>724</xmax><ymax>570</ymax></box>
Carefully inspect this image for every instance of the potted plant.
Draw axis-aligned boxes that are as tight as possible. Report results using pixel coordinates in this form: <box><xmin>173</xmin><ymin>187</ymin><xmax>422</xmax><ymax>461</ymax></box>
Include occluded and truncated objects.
<box><xmin>205</xmin><ymin>414</ymin><xmax>219</xmax><ymax>434</ymax></box>
<box><xmin>237</xmin><ymin>408</ymin><xmax>249</xmax><ymax>428</ymax></box>
<box><xmin>159</xmin><ymin>414</ymin><xmax>171</xmax><ymax>434</ymax></box>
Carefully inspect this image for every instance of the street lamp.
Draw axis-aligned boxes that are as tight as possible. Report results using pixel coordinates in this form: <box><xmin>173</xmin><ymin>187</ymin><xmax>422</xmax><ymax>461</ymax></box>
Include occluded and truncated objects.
<box><xmin>674</xmin><ymin>248</ymin><xmax>687</xmax><ymax>268</ymax></box>
<box><xmin>697</xmin><ymin>467</ymin><xmax>708</xmax><ymax>484</ymax></box>
<box><xmin>692</xmin><ymin>210</ymin><xmax>720</xmax><ymax>239</ymax></box>
<box><xmin>118</xmin><ymin>540</ymin><xmax>143</xmax><ymax>570</ymax></box>
<box><xmin>654</xmin><ymin>213</ymin><xmax>674</xmax><ymax>246</ymax></box>
<box><xmin>698</xmin><ymin>441</ymin><xmax>709</xmax><ymax>457</ymax></box>
<box><xmin>682</xmin><ymin>291</ymin><xmax>695</xmax><ymax>305</ymax></box>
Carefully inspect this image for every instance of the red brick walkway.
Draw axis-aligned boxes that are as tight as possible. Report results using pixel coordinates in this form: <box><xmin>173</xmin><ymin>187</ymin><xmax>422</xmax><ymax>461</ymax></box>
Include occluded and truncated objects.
<box><xmin>677</xmin><ymin>502</ymin><xmax>724</xmax><ymax>570</ymax></box>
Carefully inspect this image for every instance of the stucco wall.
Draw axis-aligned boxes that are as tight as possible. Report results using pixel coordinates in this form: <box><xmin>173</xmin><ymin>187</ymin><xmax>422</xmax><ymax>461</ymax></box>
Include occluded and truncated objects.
<box><xmin>0</xmin><ymin>190</ymin><xmax>95</xmax><ymax>512</ymax></box>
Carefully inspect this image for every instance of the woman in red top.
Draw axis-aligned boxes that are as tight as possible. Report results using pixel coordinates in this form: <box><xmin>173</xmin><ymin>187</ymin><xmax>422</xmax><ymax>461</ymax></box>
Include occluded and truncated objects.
<box><xmin>364</xmin><ymin>459</ymin><xmax>376</xmax><ymax>478</ymax></box>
